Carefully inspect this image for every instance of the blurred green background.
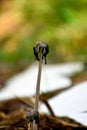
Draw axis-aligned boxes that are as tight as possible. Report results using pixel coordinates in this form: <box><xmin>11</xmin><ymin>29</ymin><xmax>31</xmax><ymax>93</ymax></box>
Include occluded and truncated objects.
<box><xmin>0</xmin><ymin>0</ymin><xmax>87</xmax><ymax>65</ymax></box>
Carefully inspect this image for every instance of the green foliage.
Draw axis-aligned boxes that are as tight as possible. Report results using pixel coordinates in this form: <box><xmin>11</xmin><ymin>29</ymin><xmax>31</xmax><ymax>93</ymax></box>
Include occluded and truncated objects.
<box><xmin>0</xmin><ymin>0</ymin><xmax>87</xmax><ymax>64</ymax></box>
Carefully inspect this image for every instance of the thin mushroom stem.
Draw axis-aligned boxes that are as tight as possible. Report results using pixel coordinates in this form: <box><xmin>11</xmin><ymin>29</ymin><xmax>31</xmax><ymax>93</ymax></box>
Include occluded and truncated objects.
<box><xmin>33</xmin><ymin>48</ymin><xmax>42</xmax><ymax>130</ymax></box>
<box><xmin>34</xmin><ymin>49</ymin><xmax>42</xmax><ymax>111</ymax></box>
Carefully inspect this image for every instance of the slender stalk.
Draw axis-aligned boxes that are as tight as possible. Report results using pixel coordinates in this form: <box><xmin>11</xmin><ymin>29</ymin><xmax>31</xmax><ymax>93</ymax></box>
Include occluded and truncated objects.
<box><xmin>33</xmin><ymin>49</ymin><xmax>42</xmax><ymax>130</ymax></box>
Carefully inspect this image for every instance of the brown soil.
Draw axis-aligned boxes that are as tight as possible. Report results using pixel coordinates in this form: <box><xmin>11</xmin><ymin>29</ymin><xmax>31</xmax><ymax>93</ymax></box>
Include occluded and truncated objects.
<box><xmin>0</xmin><ymin>98</ymin><xmax>87</xmax><ymax>130</ymax></box>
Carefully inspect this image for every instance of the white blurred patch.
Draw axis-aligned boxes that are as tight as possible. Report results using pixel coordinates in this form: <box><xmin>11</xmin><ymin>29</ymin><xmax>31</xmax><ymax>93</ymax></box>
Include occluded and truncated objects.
<box><xmin>69</xmin><ymin>112</ymin><xmax>87</xmax><ymax>126</ymax></box>
<box><xmin>0</xmin><ymin>62</ymin><xmax>84</xmax><ymax>100</ymax></box>
<box><xmin>40</xmin><ymin>81</ymin><xmax>87</xmax><ymax>126</ymax></box>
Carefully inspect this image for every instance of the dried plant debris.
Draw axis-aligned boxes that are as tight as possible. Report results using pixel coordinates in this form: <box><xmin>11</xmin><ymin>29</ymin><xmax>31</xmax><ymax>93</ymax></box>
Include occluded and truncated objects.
<box><xmin>71</xmin><ymin>70</ymin><xmax>87</xmax><ymax>85</ymax></box>
<box><xmin>0</xmin><ymin>98</ymin><xmax>87</xmax><ymax>130</ymax></box>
